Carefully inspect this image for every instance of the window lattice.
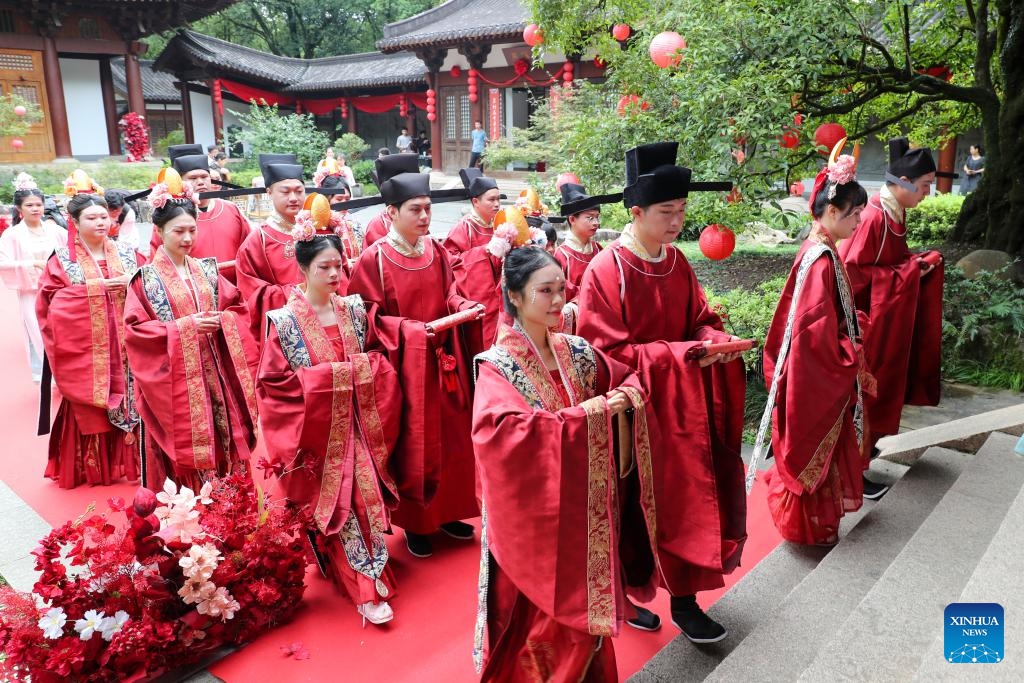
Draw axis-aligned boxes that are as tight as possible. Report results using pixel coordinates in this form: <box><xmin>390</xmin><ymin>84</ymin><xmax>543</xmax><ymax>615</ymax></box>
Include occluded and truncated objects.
<box><xmin>445</xmin><ymin>95</ymin><xmax>457</xmax><ymax>139</ymax></box>
<box><xmin>0</xmin><ymin>53</ymin><xmax>33</xmax><ymax>71</ymax></box>
<box><xmin>459</xmin><ymin>96</ymin><xmax>471</xmax><ymax>138</ymax></box>
<box><xmin>11</xmin><ymin>84</ymin><xmax>40</xmax><ymax>105</ymax></box>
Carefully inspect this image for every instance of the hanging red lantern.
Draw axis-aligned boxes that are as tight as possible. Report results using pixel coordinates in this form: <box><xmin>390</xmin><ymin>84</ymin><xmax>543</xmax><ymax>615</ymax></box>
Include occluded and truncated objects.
<box><xmin>467</xmin><ymin>69</ymin><xmax>479</xmax><ymax>103</ymax></box>
<box><xmin>698</xmin><ymin>224</ymin><xmax>736</xmax><ymax>260</ymax></box>
<box><xmin>594</xmin><ymin>56</ymin><xmax>607</xmax><ymax>69</ymax></box>
<box><xmin>813</xmin><ymin>123</ymin><xmax>847</xmax><ymax>154</ymax></box>
<box><xmin>11</xmin><ymin>138</ymin><xmax>24</xmax><ymax>149</ymax></box>
<box><xmin>399</xmin><ymin>94</ymin><xmax>409</xmax><ymax>118</ymax></box>
<box><xmin>427</xmin><ymin>112</ymin><xmax>437</xmax><ymax>122</ymax></box>
<box><xmin>612</xmin><ymin>24</ymin><xmax>631</xmax><ymax>41</ymax></box>
<box><xmin>523</xmin><ymin>23</ymin><xmax>544</xmax><ymax>47</ymax></box>
<box><xmin>555</xmin><ymin>172</ymin><xmax>580</xmax><ymax>190</ymax></box>
<box><xmin>649</xmin><ymin>31</ymin><xmax>686</xmax><ymax>68</ymax></box>
<box><xmin>340</xmin><ymin>98</ymin><xmax>348</xmax><ymax>119</ymax></box>
<box><xmin>563</xmin><ymin>60</ymin><xmax>574</xmax><ymax>88</ymax></box>
<box><xmin>780</xmin><ymin>129</ymin><xmax>800</xmax><ymax>149</ymax></box>
<box><xmin>13</xmin><ymin>105</ymin><xmax>26</xmax><ymax>117</ymax></box>
<box><xmin>789</xmin><ymin>181</ymin><xmax>805</xmax><ymax>196</ymax></box>
<box><xmin>450</xmin><ymin>65</ymin><xmax>462</xmax><ymax>78</ymax></box>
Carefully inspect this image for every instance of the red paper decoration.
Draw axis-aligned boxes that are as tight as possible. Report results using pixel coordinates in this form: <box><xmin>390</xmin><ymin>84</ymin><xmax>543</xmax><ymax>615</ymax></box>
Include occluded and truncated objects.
<box><xmin>524</xmin><ymin>23</ymin><xmax>544</xmax><ymax>47</ymax></box>
<box><xmin>594</xmin><ymin>56</ymin><xmax>607</xmax><ymax>69</ymax></box>
<box><xmin>612</xmin><ymin>24</ymin><xmax>631</xmax><ymax>41</ymax></box>
<box><xmin>649</xmin><ymin>31</ymin><xmax>686</xmax><ymax>68</ymax></box>
<box><xmin>813</xmin><ymin>123</ymin><xmax>847</xmax><ymax>154</ymax></box>
<box><xmin>780</xmin><ymin>129</ymin><xmax>800</xmax><ymax>149</ymax></box>
<box><xmin>514</xmin><ymin>58</ymin><xmax>530</xmax><ymax>76</ymax></box>
<box><xmin>450</xmin><ymin>65</ymin><xmax>462</xmax><ymax>78</ymax></box>
<box><xmin>698</xmin><ymin>224</ymin><xmax>736</xmax><ymax>260</ymax></box>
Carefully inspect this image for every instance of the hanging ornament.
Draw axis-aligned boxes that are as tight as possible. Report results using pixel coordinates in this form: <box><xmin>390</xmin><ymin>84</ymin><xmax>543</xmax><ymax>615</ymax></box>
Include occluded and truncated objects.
<box><xmin>13</xmin><ymin>105</ymin><xmax>26</xmax><ymax>117</ymax></box>
<box><xmin>399</xmin><ymin>95</ymin><xmax>409</xmax><ymax>118</ymax></box>
<box><xmin>523</xmin><ymin>23</ymin><xmax>544</xmax><ymax>47</ymax></box>
<box><xmin>594</xmin><ymin>56</ymin><xmax>607</xmax><ymax>69</ymax></box>
<box><xmin>450</xmin><ymin>65</ymin><xmax>462</xmax><ymax>79</ymax></box>
<box><xmin>813</xmin><ymin>123</ymin><xmax>847</xmax><ymax>154</ymax></box>
<box><xmin>780</xmin><ymin>129</ymin><xmax>800</xmax><ymax>149</ymax></box>
<box><xmin>612</xmin><ymin>24</ymin><xmax>631</xmax><ymax>41</ymax></box>
<box><xmin>649</xmin><ymin>31</ymin><xmax>686</xmax><ymax>68</ymax></box>
<box><xmin>11</xmin><ymin>138</ymin><xmax>24</xmax><ymax>149</ymax></box>
<box><xmin>468</xmin><ymin>69</ymin><xmax>479</xmax><ymax>103</ymax></box>
<box><xmin>340</xmin><ymin>98</ymin><xmax>348</xmax><ymax>119</ymax></box>
<box><xmin>562</xmin><ymin>60</ymin><xmax>574</xmax><ymax>88</ymax></box>
<box><xmin>698</xmin><ymin>224</ymin><xmax>736</xmax><ymax>260</ymax></box>
<box><xmin>513</xmin><ymin>58</ymin><xmax>530</xmax><ymax>76</ymax></box>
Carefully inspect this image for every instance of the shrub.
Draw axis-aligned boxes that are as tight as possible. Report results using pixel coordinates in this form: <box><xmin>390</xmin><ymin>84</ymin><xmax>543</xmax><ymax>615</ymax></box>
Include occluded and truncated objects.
<box><xmin>231</xmin><ymin>102</ymin><xmax>330</xmax><ymax>175</ymax></box>
<box><xmin>152</xmin><ymin>126</ymin><xmax>185</xmax><ymax>159</ymax></box>
<box><xmin>332</xmin><ymin>133</ymin><xmax>370</xmax><ymax>162</ymax></box>
<box><xmin>705</xmin><ymin>274</ymin><xmax>787</xmax><ymax>374</ymax></box>
<box><xmin>906</xmin><ymin>193</ymin><xmax>964</xmax><ymax>245</ymax></box>
<box><xmin>0</xmin><ymin>162</ymin><xmax>160</xmax><ymax>203</ymax></box>
<box><xmin>350</xmin><ymin>159</ymin><xmax>376</xmax><ymax>186</ymax></box>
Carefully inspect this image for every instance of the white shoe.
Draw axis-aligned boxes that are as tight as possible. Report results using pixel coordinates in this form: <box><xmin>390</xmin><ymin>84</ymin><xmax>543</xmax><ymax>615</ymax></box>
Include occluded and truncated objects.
<box><xmin>357</xmin><ymin>600</ymin><xmax>394</xmax><ymax>627</ymax></box>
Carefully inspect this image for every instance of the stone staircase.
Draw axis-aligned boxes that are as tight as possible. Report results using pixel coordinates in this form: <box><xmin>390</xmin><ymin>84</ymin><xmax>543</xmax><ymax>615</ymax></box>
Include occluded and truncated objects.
<box><xmin>630</xmin><ymin>405</ymin><xmax>1024</xmax><ymax>682</ymax></box>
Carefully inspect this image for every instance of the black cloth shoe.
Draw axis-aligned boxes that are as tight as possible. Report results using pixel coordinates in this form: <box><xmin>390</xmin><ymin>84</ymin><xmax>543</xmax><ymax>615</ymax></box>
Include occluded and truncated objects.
<box><xmin>626</xmin><ymin>604</ymin><xmax>662</xmax><ymax>632</ymax></box>
<box><xmin>862</xmin><ymin>475</ymin><xmax>890</xmax><ymax>500</ymax></box>
<box><xmin>670</xmin><ymin>595</ymin><xmax>727</xmax><ymax>644</ymax></box>
<box><xmin>439</xmin><ymin>520</ymin><xmax>475</xmax><ymax>540</ymax></box>
<box><xmin>405</xmin><ymin>531</ymin><xmax>433</xmax><ymax>558</ymax></box>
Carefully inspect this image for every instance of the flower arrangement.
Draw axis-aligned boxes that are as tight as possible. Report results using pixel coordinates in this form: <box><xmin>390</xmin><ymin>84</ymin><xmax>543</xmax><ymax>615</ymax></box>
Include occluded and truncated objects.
<box><xmin>0</xmin><ymin>475</ymin><xmax>307</xmax><ymax>682</ymax></box>
<box><xmin>149</xmin><ymin>181</ymin><xmax>198</xmax><ymax>210</ymax></box>
<box><xmin>12</xmin><ymin>172</ymin><xmax>37</xmax><ymax>191</ymax></box>
<box><xmin>827</xmin><ymin>154</ymin><xmax>857</xmax><ymax>186</ymax></box>
<box><xmin>118</xmin><ymin>112</ymin><xmax>151</xmax><ymax>162</ymax></box>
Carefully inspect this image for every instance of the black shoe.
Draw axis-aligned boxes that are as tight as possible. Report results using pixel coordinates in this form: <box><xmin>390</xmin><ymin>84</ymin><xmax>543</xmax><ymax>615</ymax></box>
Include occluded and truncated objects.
<box><xmin>626</xmin><ymin>605</ymin><xmax>662</xmax><ymax>632</ymax></box>
<box><xmin>862</xmin><ymin>475</ymin><xmax>890</xmax><ymax>500</ymax></box>
<box><xmin>670</xmin><ymin>595</ymin><xmax>727</xmax><ymax>644</ymax></box>
<box><xmin>439</xmin><ymin>521</ymin><xmax>475</xmax><ymax>540</ymax></box>
<box><xmin>405</xmin><ymin>531</ymin><xmax>433</xmax><ymax>558</ymax></box>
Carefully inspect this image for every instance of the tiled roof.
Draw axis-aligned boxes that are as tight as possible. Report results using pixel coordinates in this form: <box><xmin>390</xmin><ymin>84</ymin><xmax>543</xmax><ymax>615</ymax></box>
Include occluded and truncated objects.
<box><xmin>377</xmin><ymin>0</ymin><xmax>527</xmax><ymax>53</ymax></box>
<box><xmin>86</xmin><ymin>0</ymin><xmax>237</xmax><ymax>37</ymax></box>
<box><xmin>110</xmin><ymin>58</ymin><xmax>182</xmax><ymax>104</ymax></box>
<box><xmin>154</xmin><ymin>30</ymin><xmax>426</xmax><ymax>93</ymax></box>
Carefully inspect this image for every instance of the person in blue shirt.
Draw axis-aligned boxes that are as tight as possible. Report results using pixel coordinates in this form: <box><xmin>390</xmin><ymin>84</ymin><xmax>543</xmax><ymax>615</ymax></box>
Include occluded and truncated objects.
<box><xmin>469</xmin><ymin>121</ymin><xmax>487</xmax><ymax>170</ymax></box>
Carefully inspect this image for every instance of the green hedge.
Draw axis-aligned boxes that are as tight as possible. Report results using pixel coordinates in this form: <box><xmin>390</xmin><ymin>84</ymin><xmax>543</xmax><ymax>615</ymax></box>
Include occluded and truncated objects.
<box><xmin>0</xmin><ymin>162</ymin><xmax>164</xmax><ymax>203</ymax></box>
<box><xmin>906</xmin><ymin>193</ymin><xmax>964</xmax><ymax>245</ymax></box>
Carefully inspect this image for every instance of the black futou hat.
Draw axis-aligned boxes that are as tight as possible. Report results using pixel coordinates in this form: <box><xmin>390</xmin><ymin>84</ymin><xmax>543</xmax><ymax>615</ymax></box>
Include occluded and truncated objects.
<box><xmin>886</xmin><ymin>137</ymin><xmax>937</xmax><ymax>181</ymax></box>
<box><xmin>258</xmin><ymin>154</ymin><xmax>302</xmax><ymax>187</ymax></box>
<box><xmin>622</xmin><ymin>142</ymin><xmax>731</xmax><ymax>208</ymax></box>
<box><xmin>172</xmin><ymin>154</ymin><xmax>211</xmax><ymax>176</ymax></box>
<box><xmin>376</xmin><ymin>155</ymin><xmax>429</xmax><ymax>206</ymax></box>
<box><xmin>167</xmin><ymin>144</ymin><xmax>204</xmax><ymax>161</ymax></box>
<box><xmin>459</xmin><ymin>167</ymin><xmax>499</xmax><ymax>198</ymax></box>
<box><xmin>558</xmin><ymin>182</ymin><xmax>623</xmax><ymax>217</ymax></box>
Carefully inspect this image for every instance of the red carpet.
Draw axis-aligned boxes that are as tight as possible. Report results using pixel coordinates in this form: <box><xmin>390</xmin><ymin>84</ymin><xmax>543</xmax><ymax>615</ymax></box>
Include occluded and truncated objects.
<box><xmin>0</xmin><ymin>291</ymin><xmax>782</xmax><ymax>681</ymax></box>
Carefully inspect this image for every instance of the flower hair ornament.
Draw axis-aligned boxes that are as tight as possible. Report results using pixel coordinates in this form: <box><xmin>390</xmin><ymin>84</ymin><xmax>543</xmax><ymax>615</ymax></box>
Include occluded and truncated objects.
<box><xmin>809</xmin><ymin>137</ymin><xmax>858</xmax><ymax>208</ymax></box>
<box><xmin>149</xmin><ymin>167</ymin><xmax>199</xmax><ymax>209</ymax></box>
<box><xmin>486</xmin><ymin>207</ymin><xmax>548</xmax><ymax>259</ymax></box>
<box><xmin>290</xmin><ymin>193</ymin><xmax>341</xmax><ymax>243</ymax></box>
<box><xmin>12</xmin><ymin>172</ymin><xmax>37</xmax><ymax>191</ymax></box>
<box><xmin>63</xmin><ymin>169</ymin><xmax>104</xmax><ymax>197</ymax></box>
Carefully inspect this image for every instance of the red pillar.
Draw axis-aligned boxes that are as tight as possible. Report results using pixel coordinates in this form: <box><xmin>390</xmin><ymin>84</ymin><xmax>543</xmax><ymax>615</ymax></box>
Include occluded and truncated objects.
<box><xmin>937</xmin><ymin>135</ymin><xmax>957</xmax><ymax>195</ymax></box>
<box><xmin>41</xmin><ymin>35</ymin><xmax>72</xmax><ymax>159</ymax></box>
<box><xmin>428</xmin><ymin>72</ymin><xmax>442</xmax><ymax>172</ymax></box>
<box><xmin>208</xmin><ymin>79</ymin><xmax>224</xmax><ymax>145</ymax></box>
<box><xmin>98</xmin><ymin>58</ymin><xmax>120</xmax><ymax>155</ymax></box>
<box><xmin>124</xmin><ymin>46</ymin><xmax>146</xmax><ymax>116</ymax></box>
<box><xmin>347</xmin><ymin>107</ymin><xmax>357</xmax><ymax>135</ymax></box>
<box><xmin>178</xmin><ymin>82</ymin><xmax>195</xmax><ymax>144</ymax></box>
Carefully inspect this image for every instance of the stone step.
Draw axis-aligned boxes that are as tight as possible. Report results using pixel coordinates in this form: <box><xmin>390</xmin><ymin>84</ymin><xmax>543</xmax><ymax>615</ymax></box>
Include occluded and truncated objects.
<box><xmin>703</xmin><ymin>446</ymin><xmax>970</xmax><ymax>682</ymax></box>
<box><xmin>877</xmin><ymin>403</ymin><xmax>1024</xmax><ymax>466</ymax></box>
<box><xmin>913</xmin><ymin>452</ymin><xmax>1024</xmax><ymax>681</ymax></box>
<box><xmin>797</xmin><ymin>432</ymin><xmax>1024</xmax><ymax>681</ymax></box>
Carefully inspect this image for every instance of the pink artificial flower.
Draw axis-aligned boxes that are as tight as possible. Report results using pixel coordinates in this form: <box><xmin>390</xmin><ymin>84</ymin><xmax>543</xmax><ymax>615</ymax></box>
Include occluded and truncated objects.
<box><xmin>827</xmin><ymin>154</ymin><xmax>857</xmax><ymax>185</ymax></box>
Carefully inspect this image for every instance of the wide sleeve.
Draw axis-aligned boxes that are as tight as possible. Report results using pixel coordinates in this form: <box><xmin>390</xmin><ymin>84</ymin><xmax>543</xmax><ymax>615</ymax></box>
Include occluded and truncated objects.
<box><xmin>234</xmin><ymin>231</ymin><xmax>288</xmax><ymax>342</ymax></box>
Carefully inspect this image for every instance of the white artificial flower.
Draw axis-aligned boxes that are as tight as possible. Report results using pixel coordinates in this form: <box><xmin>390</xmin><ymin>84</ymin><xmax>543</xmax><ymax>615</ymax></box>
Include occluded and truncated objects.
<box><xmin>98</xmin><ymin>610</ymin><xmax>130</xmax><ymax>641</ymax></box>
<box><xmin>37</xmin><ymin>606</ymin><xmax>67</xmax><ymax>639</ymax></box>
<box><xmin>74</xmin><ymin>609</ymin><xmax>105</xmax><ymax>640</ymax></box>
<box><xmin>198</xmin><ymin>481</ymin><xmax>214</xmax><ymax>505</ymax></box>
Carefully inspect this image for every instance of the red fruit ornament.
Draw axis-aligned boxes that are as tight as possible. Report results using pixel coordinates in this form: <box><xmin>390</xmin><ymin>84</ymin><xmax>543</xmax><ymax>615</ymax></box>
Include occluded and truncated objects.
<box><xmin>612</xmin><ymin>24</ymin><xmax>631</xmax><ymax>41</ymax></box>
<box><xmin>524</xmin><ymin>23</ymin><xmax>544</xmax><ymax>47</ymax></box>
<box><xmin>555</xmin><ymin>172</ymin><xmax>580</xmax><ymax>190</ymax></box>
<box><xmin>649</xmin><ymin>31</ymin><xmax>686</xmax><ymax>68</ymax></box>
<box><xmin>133</xmin><ymin>486</ymin><xmax>158</xmax><ymax>517</ymax></box>
<box><xmin>699</xmin><ymin>224</ymin><xmax>736</xmax><ymax>260</ymax></box>
<box><xmin>813</xmin><ymin>122</ymin><xmax>847</xmax><ymax>154</ymax></box>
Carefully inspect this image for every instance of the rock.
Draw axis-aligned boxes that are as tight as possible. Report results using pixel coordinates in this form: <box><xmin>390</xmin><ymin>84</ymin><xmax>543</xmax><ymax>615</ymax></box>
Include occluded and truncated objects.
<box><xmin>776</xmin><ymin>195</ymin><xmax>810</xmax><ymax>215</ymax></box>
<box><xmin>737</xmin><ymin>221</ymin><xmax>797</xmax><ymax>247</ymax></box>
<box><xmin>595</xmin><ymin>229</ymin><xmax>621</xmax><ymax>242</ymax></box>
<box><xmin>955</xmin><ymin>249</ymin><xmax>1015</xmax><ymax>280</ymax></box>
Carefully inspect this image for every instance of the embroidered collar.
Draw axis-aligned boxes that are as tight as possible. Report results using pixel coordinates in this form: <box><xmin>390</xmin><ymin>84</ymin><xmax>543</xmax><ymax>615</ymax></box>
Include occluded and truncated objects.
<box><xmin>386</xmin><ymin>226</ymin><xmax>425</xmax><ymax>257</ymax></box>
<box><xmin>267</xmin><ymin>211</ymin><xmax>295</xmax><ymax>234</ymax></box>
<box><xmin>466</xmin><ymin>209</ymin><xmax>493</xmax><ymax>234</ymax></box>
<box><xmin>879</xmin><ymin>184</ymin><xmax>905</xmax><ymax>224</ymax></box>
<box><xmin>564</xmin><ymin>233</ymin><xmax>594</xmax><ymax>254</ymax></box>
<box><xmin>620</xmin><ymin>224</ymin><xmax>666</xmax><ymax>262</ymax></box>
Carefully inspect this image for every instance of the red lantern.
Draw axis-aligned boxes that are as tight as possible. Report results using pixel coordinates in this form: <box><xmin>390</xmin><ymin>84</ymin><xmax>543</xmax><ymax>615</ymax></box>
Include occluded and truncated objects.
<box><xmin>427</xmin><ymin>104</ymin><xmax>436</xmax><ymax>113</ymax></box>
<box><xmin>514</xmin><ymin>58</ymin><xmax>530</xmax><ymax>76</ymax></box>
<box><xmin>467</xmin><ymin>69</ymin><xmax>479</xmax><ymax>103</ymax></box>
<box><xmin>594</xmin><ymin>56</ymin><xmax>607</xmax><ymax>69</ymax></box>
<box><xmin>779</xmin><ymin>129</ymin><xmax>799</xmax><ymax>149</ymax></box>
<box><xmin>10</xmin><ymin>138</ymin><xmax>23</xmax><ymax>149</ymax></box>
<box><xmin>340</xmin><ymin>98</ymin><xmax>348</xmax><ymax>119</ymax></box>
<box><xmin>450</xmin><ymin>65</ymin><xmax>462</xmax><ymax>78</ymax></box>
<box><xmin>649</xmin><ymin>31</ymin><xmax>686</xmax><ymax>69</ymax></box>
<box><xmin>524</xmin><ymin>23</ymin><xmax>544</xmax><ymax>47</ymax></box>
<box><xmin>612</xmin><ymin>24</ymin><xmax>631</xmax><ymax>41</ymax></box>
<box><xmin>698</xmin><ymin>224</ymin><xmax>736</xmax><ymax>260</ymax></box>
<box><xmin>13</xmin><ymin>105</ymin><xmax>26</xmax><ymax>117</ymax></box>
<box><xmin>427</xmin><ymin>112</ymin><xmax>437</xmax><ymax>122</ymax></box>
<box><xmin>555</xmin><ymin>172</ymin><xmax>580</xmax><ymax>190</ymax></box>
<box><xmin>789</xmin><ymin>181</ymin><xmax>805</xmax><ymax>196</ymax></box>
<box><xmin>813</xmin><ymin>123</ymin><xmax>847</xmax><ymax>154</ymax></box>
<box><xmin>563</xmin><ymin>60</ymin><xmax>574</xmax><ymax>88</ymax></box>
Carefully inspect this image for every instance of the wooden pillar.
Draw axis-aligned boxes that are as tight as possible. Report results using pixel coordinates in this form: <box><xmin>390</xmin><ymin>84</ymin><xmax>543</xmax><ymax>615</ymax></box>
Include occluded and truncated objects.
<box><xmin>98</xmin><ymin>58</ymin><xmax>120</xmax><ymax>155</ymax></box>
<box><xmin>41</xmin><ymin>35</ymin><xmax>72</xmax><ymax>158</ymax></box>
<box><xmin>208</xmin><ymin>79</ymin><xmax>224</xmax><ymax>145</ymax></box>
<box><xmin>124</xmin><ymin>47</ymin><xmax>145</xmax><ymax>115</ymax></box>
<box><xmin>347</xmin><ymin>107</ymin><xmax>357</xmax><ymax>135</ymax></box>
<box><xmin>178</xmin><ymin>82</ymin><xmax>195</xmax><ymax>143</ymax></box>
<box><xmin>428</xmin><ymin>72</ymin><xmax>442</xmax><ymax>171</ymax></box>
<box><xmin>937</xmin><ymin>135</ymin><xmax>957</xmax><ymax>195</ymax></box>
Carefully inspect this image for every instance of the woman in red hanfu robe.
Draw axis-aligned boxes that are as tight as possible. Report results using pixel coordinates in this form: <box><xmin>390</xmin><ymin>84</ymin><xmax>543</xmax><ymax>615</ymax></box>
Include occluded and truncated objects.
<box><xmin>839</xmin><ymin>137</ymin><xmax>943</xmax><ymax>457</ymax></box>
<box><xmin>258</xmin><ymin>232</ymin><xmax>401</xmax><ymax>627</ymax></box>
<box><xmin>749</xmin><ymin>152</ymin><xmax>876</xmax><ymax>545</ymax></box>
<box><xmin>346</xmin><ymin>165</ymin><xmax>484</xmax><ymax>559</ymax></box>
<box><xmin>37</xmin><ymin>191</ymin><xmax>143</xmax><ymax>488</ymax></box>
<box><xmin>472</xmin><ymin>246</ymin><xmax>658</xmax><ymax>682</ymax></box>
<box><xmin>577</xmin><ymin>142</ymin><xmax>746</xmax><ymax>642</ymax></box>
<box><xmin>125</xmin><ymin>188</ymin><xmax>259</xmax><ymax>491</ymax></box>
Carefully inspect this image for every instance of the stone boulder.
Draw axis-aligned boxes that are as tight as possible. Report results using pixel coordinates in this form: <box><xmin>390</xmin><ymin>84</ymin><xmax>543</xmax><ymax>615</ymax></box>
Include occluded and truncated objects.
<box><xmin>737</xmin><ymin>221</ymin><xmax>797</xmax><ymax>247</ymax></box>
<box><xmin>955</xmin><ymin>249</ymin><xmax>1018</xmax><ymax>281</ymax></box>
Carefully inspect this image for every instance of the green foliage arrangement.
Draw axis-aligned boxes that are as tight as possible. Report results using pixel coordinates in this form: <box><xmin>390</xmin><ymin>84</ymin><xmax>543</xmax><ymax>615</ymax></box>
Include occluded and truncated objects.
<box><xmin>331</xmin><ymin>133</ymin><xmax>370</xmax><ymax>162</ymax></box>
<box><xmin>152</xmin><ymin>126</ymin><xmax>186</xmax><ymax>159</ymax></box>
<box><xmin>231</xmin><ymin>102</ymin><xmax>330</xmax><ymax>175</ymax></box>
<box><xmin>906</xmin><ymin>194</ymin><xmax>966</xmax><ymax>246</ymax></box>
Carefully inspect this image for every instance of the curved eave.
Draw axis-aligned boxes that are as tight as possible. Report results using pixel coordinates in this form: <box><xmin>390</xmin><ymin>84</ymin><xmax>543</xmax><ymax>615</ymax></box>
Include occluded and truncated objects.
<box><xmin>377</xmin><ymin>25</ymin><xmax>526</xmax><ymax>54</ymax></box>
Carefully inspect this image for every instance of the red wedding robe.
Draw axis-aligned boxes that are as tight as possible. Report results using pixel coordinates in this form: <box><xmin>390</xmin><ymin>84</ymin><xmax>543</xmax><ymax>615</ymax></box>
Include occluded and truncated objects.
<box><xmin>761</xmin><ymin>238</ymin><xmax>870</xmax><ymax>544</ymax></box>
<box><xmin>362</xmin><ymin>209</ymin><xmax>392</xmax><ymax>247</ymax></box>
<box><xmin>258</xmin><ymin>290</ymin><xmax>402</xmax><ymax>606</ymax></box>
<box><xmin>346</xmin><ymin>236</ymin><xmax>483</xmax><ymax>534</ymax></box>
<box><xmin>125</xmin><ymin>249</ymin><xmax>260</xmax><ymax>490</ymax></box>
<box><xmin>577</xmin><ymin>241</ymin><xmax>747</xmax><ymax>596</ymax></box>
<box><xmin>839</xmin><ymin>194</ymin><xmax>943</xmax><ymax>447</ymax></box>
<box><xmin>36</xmin><ymin>241</ymin><xmax>143</xmax><ymax>488</ymax></box>
<box><xmin>555</xmin><ymin>241</ymin><xmax>602</xmax><ymax>303</ymax></box>
<box><xmin>149</xmin><ymin>199</ymin><xmax>252</xmax><ymax>283</ymax></box>
<box><xmin>443</xmin><ymin>213</ymin><xmax>493</xmax><ymax>261</ymax></box>
<box><xmin>450</xmin><ymin>245</ymin><xmax>502</xmax><ymax>347</ymax></box>
<box><xmin>472</xmin><ymin>326</ymin><xmax>658</xmax><ymax>682</ymax></box>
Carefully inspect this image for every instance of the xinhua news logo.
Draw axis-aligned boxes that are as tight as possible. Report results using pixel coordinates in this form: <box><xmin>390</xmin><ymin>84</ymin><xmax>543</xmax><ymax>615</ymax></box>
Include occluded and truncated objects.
<box><xmin>944</xmin><ymin>603</ymin><xmax>1004</xmax><ymax>664</ymax></box>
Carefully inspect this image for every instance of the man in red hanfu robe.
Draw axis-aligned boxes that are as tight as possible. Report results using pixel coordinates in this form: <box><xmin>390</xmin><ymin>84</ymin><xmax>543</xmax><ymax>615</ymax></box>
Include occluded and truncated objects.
<box><xmin>347</xmin><ymin>161</ymin><xmax>485</xmax><ymax>559</ymax></box>
<box><xmin>577</xmin><ymin>142</ymin><xmax>747</xmax><ymax>644</ymax></box>
<box><xmin>443</xmin><ymin>167</ymin><xmax>502</xmax><ymax>260</ymax></box>
<box><xmin>147</xmin><ymin>145</ymin><xmax>252</xmax><ymax>283</ymax></box>
<box><xmin>839</xmin><ymin>137</ymin><xmax>944</xmax><ymax>499</ymax></box>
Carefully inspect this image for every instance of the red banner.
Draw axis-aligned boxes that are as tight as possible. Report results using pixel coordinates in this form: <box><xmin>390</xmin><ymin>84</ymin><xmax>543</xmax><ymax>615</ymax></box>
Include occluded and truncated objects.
<box><xmin>488</xmin><ymin>88</ymin><xmax>501</xmax><ymax>141</ymax></box>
